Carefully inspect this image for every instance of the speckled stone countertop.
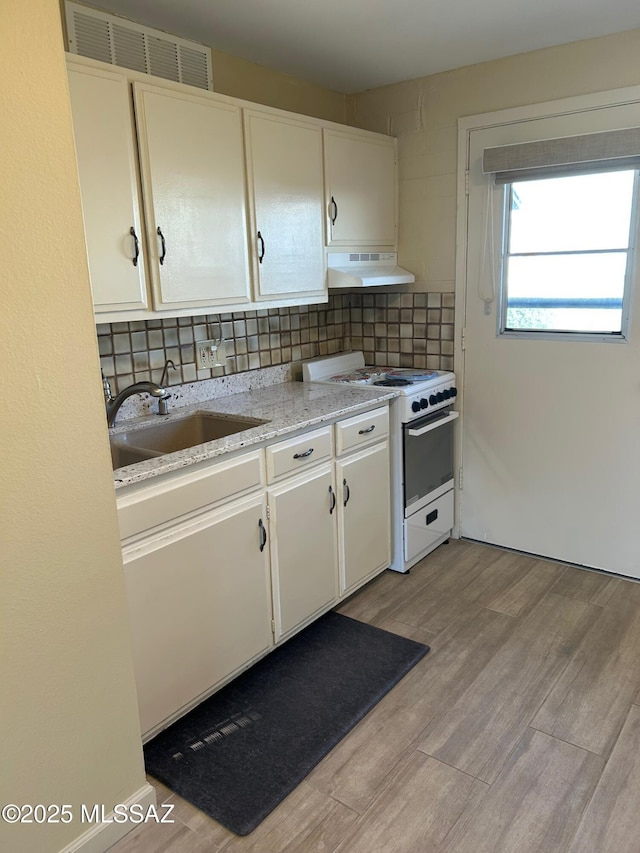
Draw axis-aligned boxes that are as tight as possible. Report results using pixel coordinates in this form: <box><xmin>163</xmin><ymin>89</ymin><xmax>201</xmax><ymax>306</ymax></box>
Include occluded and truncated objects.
<box><xmin>110</xmin><ymin>380</ymin><xmax>397</xmax><ymax>490</ymax></box>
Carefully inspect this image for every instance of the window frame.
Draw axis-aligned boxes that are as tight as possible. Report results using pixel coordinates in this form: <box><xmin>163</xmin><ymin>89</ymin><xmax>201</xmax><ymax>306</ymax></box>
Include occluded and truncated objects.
<box><xmin>496</xmin><ymin>168</ymin><xmax>640</xmax><ymax>343</ymax></box>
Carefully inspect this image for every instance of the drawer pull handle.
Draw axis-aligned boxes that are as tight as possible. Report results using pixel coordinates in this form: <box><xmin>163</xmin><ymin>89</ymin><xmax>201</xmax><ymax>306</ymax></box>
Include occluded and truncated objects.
<box><xmin>130</xmin><ymin>226</ymin><xmax>140</xmax><ymax>266</ymax></box>
<box><xmin>329</xmin><ymin>485</ymin><xmax>336</xmax><ymax>514</ymax></box>
<box><xmin>343</xmin><ymin>478</ymin><xmax>350</xmax><ymax>507</ymax></box>
<box><xmin>157</xmin><ymin>226</ymin><xmax>167</xmax><ymax>265</ymax></box>
<box><xmin>330</xmin><ymin>196</ymin><xmax>338</xmax><ymax>224</ymax></box>
<box><xmin>258</xmin><ymin>518</ymin><xmax>267</xmax><ymax>552</ymax></box>
<box><xmin>426</xmin><ymin>509</ymin><xmax>438</xmax><ymax>526</ymax></box>
<box><xmin>293</xmin><ymin>448</ymin><xmax>314</xmax><ymax>459</ymax></box>
<box><xmin>358</xmin><ymin>425</ymin><xmax>375</xmax><ymax>434</ymax></box>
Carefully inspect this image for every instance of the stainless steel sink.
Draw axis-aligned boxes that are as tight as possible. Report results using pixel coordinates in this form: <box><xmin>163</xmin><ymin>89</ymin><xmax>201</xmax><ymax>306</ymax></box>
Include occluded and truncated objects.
<box><xmin>109</xmin><ymin>412</ymin><xmax>268</xmax><ymax>468</ymax></box>
<box><xmin>109</xmin><ymin>442</ymin><xmax>161</xmax><ymax>470</ymax></box>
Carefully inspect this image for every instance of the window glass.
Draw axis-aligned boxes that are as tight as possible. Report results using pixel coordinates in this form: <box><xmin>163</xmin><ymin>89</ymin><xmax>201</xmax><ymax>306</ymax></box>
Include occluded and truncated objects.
<box><xmin>502</xmin><ymin>170</ymin><xmax>636</xmax><ymax>336</ymax></box>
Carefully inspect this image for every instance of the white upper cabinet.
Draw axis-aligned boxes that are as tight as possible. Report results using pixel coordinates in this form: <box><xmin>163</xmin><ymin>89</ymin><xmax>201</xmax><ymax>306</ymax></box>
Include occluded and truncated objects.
<box><xmin>66</xmin><ymin>56</ymin><xmax>400</xmax><ymax>319</ymax></box>
<box><xmin>67</xmin><ymin>64</ymin><xmax>148</xmax><ymax>317</ymax></box>
<box><xmin>323</xmin><ymin>128</ymin><xmax>397</xmax><ymax>248</ymax></box>
<box><xmin>243</xmin><ymin>110</ymin><xmax>326</xmax><ymax>302</ymax></box>
<box><xmin>133</xmin><ymin>82</ymin><xmax>252</xmax><ymax>312</ymax></box>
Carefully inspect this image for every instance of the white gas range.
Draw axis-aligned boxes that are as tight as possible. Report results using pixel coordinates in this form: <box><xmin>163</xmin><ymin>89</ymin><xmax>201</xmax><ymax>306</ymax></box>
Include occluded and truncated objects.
<box><xmin>303</xmin><ymin>352</ymin><xmax>458</xmax><ymax>573</ymax></box>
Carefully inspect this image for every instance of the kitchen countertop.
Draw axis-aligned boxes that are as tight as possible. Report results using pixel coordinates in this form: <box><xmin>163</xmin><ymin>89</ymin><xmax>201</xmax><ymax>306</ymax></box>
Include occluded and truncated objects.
<box><xmin>110</xmin><ymin>380</ymin><xmax>397</xmax><ymax>489</ymax></box>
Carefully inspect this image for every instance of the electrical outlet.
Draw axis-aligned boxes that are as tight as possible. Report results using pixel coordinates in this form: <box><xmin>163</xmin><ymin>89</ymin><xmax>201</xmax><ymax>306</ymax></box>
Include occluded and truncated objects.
<box><xmin>196</xmin><ymin>339</ymin><xmax>226</xmax><ymax>369</ymax></box>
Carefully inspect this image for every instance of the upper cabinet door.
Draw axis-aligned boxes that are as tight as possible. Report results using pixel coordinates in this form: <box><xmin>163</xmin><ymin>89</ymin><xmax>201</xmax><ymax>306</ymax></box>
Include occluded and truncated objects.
<box><xmin>67</xmin><ymin>65</ymin><xmax>149</xmax><ymax>316</ymax></box>
<box><xmin>324</xmin><ymin>129</ymin><xmax>397</xmax><ymax>248</ymax></box>
<box><xmin>133</xmin><ymin>83</ymin><xmax>252</xmax><ymax>312</ymax></box>
<box><xmin>244</xmin><ymin>111</ymin><xmax>326</xmax><ymax>302</ymax></box>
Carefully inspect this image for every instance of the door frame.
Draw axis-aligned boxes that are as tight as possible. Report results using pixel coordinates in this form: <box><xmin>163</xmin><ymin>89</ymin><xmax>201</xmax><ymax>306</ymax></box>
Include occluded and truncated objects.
<box><xmin>453</xmin><ymin>83</ymin><xmax>640</xmax><ymax>539</ymax></box>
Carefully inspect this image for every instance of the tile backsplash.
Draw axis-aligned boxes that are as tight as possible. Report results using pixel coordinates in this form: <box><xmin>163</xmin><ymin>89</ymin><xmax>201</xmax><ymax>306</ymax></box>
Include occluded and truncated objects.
<box><xmin>97</xmin><ymin>291</ymin><xmax>454</xmax><ymax>394</ymax></box>
<box><xmin>347</xmin><ymin>291</ymin><xmax>454</xmax><ymax>371</ymax></box>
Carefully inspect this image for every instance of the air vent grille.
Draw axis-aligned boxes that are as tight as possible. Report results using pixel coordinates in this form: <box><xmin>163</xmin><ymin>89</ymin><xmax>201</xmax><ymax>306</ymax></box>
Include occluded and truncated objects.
<box><xmin>180</xmin><ymin>46</ymin><xmax>210</xmax><ymax>90</ymax></box>
<box><xmin>112</xmin><ymin>24</ymin><xmax>146</xmax><ymax>74</ymax></box>
<box><xmin>74</xmin><ymin>13</ymin><xmax>112</xmax><ymax>64</ymax></box>
<box><xmin>348</xmin><ymin>253</ymin><xmax>385</xmax><ymax>262</ymax></box>
<box><xmin>147</xmin><ymin>36</ymin><xmax>179</xmax><ymax>82</ymax></box>
<box><xmin>65</xmin><ymin>1</ymin><xmax>212</xmax><ymax>91</ymax></box>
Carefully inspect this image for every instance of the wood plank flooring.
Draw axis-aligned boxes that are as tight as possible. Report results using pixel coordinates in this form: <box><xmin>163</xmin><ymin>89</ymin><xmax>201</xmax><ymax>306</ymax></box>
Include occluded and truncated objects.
<box><xmin>110</xmin><ymin>540</ymin><xmax>640</xmax><ymax>852</ymax></box>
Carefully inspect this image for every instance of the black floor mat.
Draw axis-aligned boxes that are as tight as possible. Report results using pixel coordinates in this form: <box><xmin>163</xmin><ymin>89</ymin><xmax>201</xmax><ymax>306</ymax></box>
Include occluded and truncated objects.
<box><xmin>144</xmin><ymin>611</ymin><xmax>429</xmax><ymax>835</ymax></box>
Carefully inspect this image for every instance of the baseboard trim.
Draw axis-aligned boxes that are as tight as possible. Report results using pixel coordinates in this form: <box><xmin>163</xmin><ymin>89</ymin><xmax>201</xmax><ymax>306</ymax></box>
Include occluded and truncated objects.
<box><xmin>58</xmin><ymin>783</ymin><xmax>156</xmax><ymax>853</ymax></box>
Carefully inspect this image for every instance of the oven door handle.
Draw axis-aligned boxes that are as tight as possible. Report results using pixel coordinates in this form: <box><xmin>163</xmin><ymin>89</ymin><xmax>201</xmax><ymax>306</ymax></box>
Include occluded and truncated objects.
<box><xmin>407</xmin><ymin>410</ymin><xmax>459</xmax><ymax>437</ymax></box>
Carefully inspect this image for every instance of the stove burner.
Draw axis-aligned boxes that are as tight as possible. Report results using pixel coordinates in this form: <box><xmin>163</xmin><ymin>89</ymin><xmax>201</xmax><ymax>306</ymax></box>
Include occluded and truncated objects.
<box><xmin>385</xmin><ymin>368</ymin><xmax>439</xmax><ymax>381</ymax></box>
<box><xmin>373</xmin><ymin>378</ymin><xmax>412</xmax><ymax>387</ymax></box>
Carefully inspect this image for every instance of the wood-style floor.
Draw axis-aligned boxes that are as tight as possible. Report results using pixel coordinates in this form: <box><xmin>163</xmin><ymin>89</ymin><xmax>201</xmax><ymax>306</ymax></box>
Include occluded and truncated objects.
<box><xmin>110</xmin><ymin>539</ymin><xmax>640</xmax><ymax>852</ymax></box>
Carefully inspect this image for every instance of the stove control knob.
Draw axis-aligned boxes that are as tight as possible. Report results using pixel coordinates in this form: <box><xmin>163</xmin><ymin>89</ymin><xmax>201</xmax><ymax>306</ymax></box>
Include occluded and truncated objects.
<box><xmin>420</xmin><ymin>397</ymin><xmax>429</xmax><ymax>409</ymax></box>
<box><xmin>429</xmin><ymin>394</ymin><xmax>437</xmax><ymax>405</ymax></box>
<box><xmin>411</xmin><ymin>401</ymin><xmax>421</xmax><ymax>413</ymax></box>
<box><xmin>442</xmin><ymin>389</ymin><xmax>451</xmax><ymax>400</ymax></box>
<box><xmin>450</xmin><ymin>386</ymin><xmax>458</xmax><ymax>397</ymax></box>
<box><xmin>436</xmin><ymin>391</ymin><xmax>444</xmax><ymax>403</ymax></box>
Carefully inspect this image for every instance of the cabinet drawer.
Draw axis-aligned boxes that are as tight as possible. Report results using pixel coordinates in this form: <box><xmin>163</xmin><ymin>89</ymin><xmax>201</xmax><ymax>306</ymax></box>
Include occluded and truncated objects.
<box><xmin>335</xmin><ymin>406</ymin><xmax>389</xmax><ymax>456</ymax></box>
<box><xmin>405</xmin><ymin>489</ymin><xmax>453</xmax><ymax>564</ymax></box>
<box><xmin>117</xmin><ymin>450</ymin><xmax>264</xmax><ymax>541</ymax></box>
<box><xmin>266</xmin><ymin>426</ymin><xmax>332</xmax><ymax>481</ymax></box>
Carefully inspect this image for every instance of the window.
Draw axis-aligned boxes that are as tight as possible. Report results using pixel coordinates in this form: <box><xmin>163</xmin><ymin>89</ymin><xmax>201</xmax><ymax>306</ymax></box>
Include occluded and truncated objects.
<box><xmin>500</xmin><ymin>169</ymin><xmax>637</xmax><ymax>337</ymax></box>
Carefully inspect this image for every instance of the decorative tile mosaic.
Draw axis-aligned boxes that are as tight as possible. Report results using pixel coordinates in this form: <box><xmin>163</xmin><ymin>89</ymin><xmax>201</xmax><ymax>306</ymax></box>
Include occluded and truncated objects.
<box><xmin>347</xmin><ymin>291</ymin><xmax>455</xmax><ymax>371</ymax></box>
<box><xmin>97</xmin><ymin>291</ymin><xmax>454</xmax><ymax>393</ymax></box>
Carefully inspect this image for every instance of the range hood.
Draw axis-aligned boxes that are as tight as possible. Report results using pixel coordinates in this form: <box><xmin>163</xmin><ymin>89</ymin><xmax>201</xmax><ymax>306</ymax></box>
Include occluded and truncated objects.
<box><xmin>327</xmin><ymin>252</ymin><xmax>415</xmax><ymax>288</ymax></box>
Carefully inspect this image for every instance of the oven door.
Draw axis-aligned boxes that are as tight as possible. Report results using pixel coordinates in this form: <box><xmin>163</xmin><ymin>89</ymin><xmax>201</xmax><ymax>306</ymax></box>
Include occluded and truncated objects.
<box><xmin>403</xmin><ymin>408</ymin><xmax>459</xmax><ymax>515</ymax></box>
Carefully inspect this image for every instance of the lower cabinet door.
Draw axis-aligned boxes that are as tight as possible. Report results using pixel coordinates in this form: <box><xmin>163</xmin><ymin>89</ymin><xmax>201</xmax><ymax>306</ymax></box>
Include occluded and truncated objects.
<box><xmin>336</xmin><ymin>440</ymin><xmax>391</xmax><ymax>595</ymax></box>
<box><xmin>122</xmin><ymin>494</ymin><xmax>272</xmax><ymax>736</ymax></box>
<box><xmin>268</xmin><ymin>463</ymin><xmax>338</xmax><ymax>640</ymax></box>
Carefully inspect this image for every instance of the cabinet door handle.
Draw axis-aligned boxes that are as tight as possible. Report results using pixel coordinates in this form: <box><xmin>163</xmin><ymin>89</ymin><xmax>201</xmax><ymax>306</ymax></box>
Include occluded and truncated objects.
<box><xmin>293</xmin><ymin>447</ymin><xmax>314</xmax><ymax>459</ymax></box>
<box><xmin>157</xmin><ymin>226</ymin><xmax>167</xmax><ymax>265</ymax></box>
<box><xmin>257</xmin><ymin>231</ymin><xmax>265</xmax><ymax>264</ymax></box>
<box><xmin>358</xmin><ymin>425</ymin><xmax>375</xmax><ymax>434</ymax></box>
<box><xmin>329</xmin><ymin>485</ymin><xmax>336</xmax><ymax>514</ymax></box>
<box><xmin>330</xmin><ymin>196</ymin><xmax>338</xmax><ymax>224</ymax></box>
<box><xmin>130</xmin><ymin>226</ymin><xmax>140</xmax><ymax>267</ymax></box>
<box><xmin>343</xmin><ymin>478</ymin><xmax>350</xmax><ymax>506</ymax></box>
<box><xmin>258</xmin><ymin>518</ymin><xmax>267</xmax><ymax>552</ymax></box>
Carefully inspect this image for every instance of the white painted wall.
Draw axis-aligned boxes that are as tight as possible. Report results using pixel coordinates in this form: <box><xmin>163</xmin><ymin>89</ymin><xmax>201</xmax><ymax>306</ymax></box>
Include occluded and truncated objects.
<box><xmin>348</xmin><ymin>28</ymin><xmax>640</xmax><ymax>293</ymax></box>
<box><xmin>0</xmin><ymin>2</ymin><xmax>146</xmax><ymax>850</ymax></box>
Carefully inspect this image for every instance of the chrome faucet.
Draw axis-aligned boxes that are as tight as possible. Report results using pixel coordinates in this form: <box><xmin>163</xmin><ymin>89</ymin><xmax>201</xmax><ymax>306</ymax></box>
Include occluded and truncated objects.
<box><xmin>103</xmin><ymin>372</ymin><xmax>171</xmax><ymax>427</ymax></box>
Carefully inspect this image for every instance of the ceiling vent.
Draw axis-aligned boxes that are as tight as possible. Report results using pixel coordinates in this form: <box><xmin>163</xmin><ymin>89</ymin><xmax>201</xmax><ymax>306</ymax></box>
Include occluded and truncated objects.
<box><xmin>65</xmin><ymin>2</ymin><xmax>213</xmax><ymax>91</ymax></box>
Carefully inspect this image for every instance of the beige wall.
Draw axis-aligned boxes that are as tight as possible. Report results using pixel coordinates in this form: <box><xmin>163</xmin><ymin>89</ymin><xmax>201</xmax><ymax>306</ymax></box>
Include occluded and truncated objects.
<box><xmin>348</xmin><ymin>28</ymin><xmax>640</xmax><ymax>292</ymax></box>
<box><xmin>211</xmin><ymin>48</ymin><xmax>347</xmax><ymax>123</ymax></box>
<box><xmin>0</xmin><ymin>2</ymin><xmax>146</xmax><ymax>851</ymax></box>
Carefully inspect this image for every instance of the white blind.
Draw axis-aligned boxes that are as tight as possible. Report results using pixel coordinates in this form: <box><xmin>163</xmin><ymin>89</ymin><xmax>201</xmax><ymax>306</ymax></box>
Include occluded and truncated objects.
<box><xmin>483</xmin><ymin>127</ymin><xmax>640</xmax><ymax>184</ymax></box>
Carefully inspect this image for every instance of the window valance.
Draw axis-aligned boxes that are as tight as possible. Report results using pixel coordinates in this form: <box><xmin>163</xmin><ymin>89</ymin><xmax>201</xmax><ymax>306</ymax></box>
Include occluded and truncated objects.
<box><xmin>483</xmin><ymin>127</ymin><xmax>640</xmax><ymax>183</ymax></box>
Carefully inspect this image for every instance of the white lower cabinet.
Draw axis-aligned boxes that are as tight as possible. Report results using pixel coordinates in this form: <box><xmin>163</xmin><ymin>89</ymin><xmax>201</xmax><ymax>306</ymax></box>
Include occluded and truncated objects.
<box><xmin>336</xmin><ymin>440</ymin><xmax>391</xmax><ymax>595</ymax></box>
<box><xmin>117</xmin><ymin>403</ymin><xmax>392</xmax><ymax>737</ymax></box>
<box><xmin>122</xmin><ymin>492</ymin><xmax>272</xmax><ymax>736</ymax></box>
<box><xmin>267</xmin><ymin>462</ymin><xmax>338</xmax><ymax>641</ymax></box>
